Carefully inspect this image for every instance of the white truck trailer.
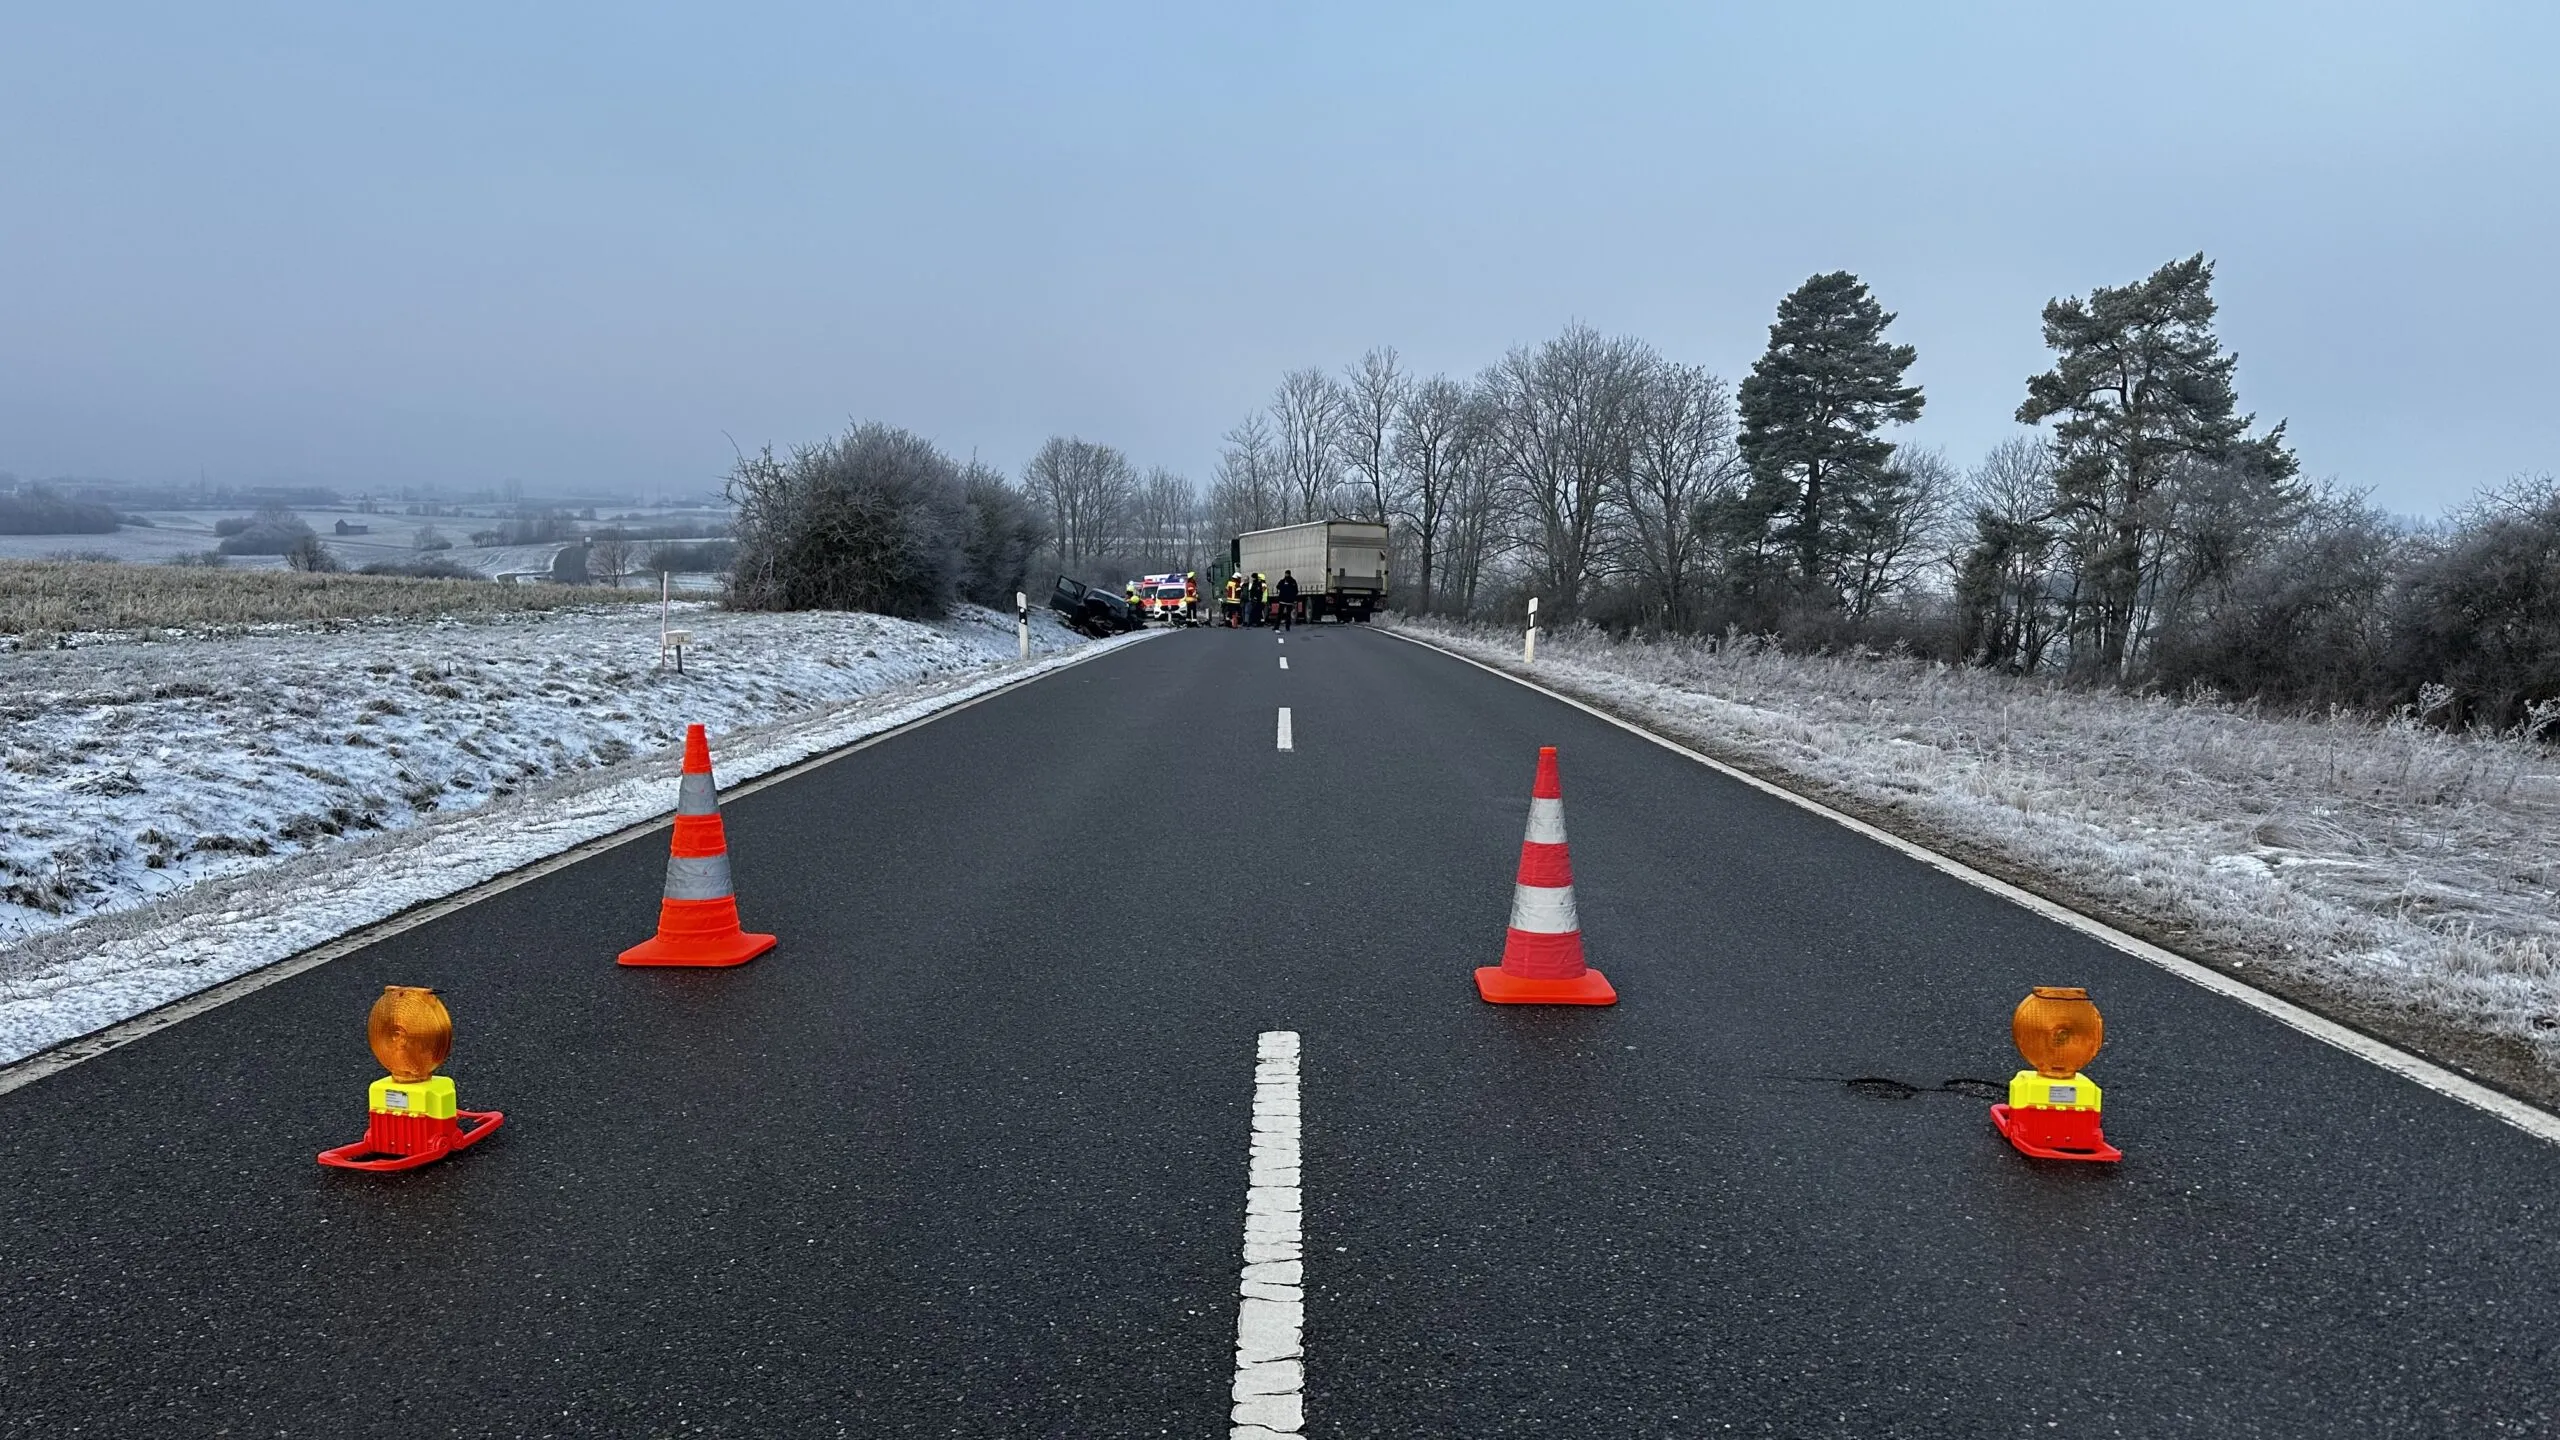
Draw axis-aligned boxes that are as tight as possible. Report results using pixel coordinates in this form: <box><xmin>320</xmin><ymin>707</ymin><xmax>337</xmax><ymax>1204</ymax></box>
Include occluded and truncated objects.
<box><xmin>1232</xmin><ymin>520</ymin><xmax>1391</xmax><ymax>623</ymax></box>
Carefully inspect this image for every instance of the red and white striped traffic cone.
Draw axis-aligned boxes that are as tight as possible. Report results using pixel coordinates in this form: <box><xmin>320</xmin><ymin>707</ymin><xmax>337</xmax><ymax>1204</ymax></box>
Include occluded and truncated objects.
<box><xmin>617</xmin><ymin>724</ymin><xmax>777</xmax><ymax>967</ymax></box>
<box><xmin>1475</xmin><ymin>746</ymin><xmax>1616</xmax><ymax>1005</ymax></box>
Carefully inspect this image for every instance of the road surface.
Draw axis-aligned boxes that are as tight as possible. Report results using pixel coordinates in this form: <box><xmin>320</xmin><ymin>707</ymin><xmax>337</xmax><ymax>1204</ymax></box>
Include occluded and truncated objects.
<box><xmin>4</xmin><ymin>624</ymin><xmax>2557</xmax><ymax>1436</ymax></box>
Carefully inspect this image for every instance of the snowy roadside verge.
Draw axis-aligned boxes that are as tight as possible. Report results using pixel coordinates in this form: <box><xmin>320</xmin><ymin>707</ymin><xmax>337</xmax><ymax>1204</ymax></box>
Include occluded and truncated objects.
<box><xmin>0</xmin><ymin>609</ymin><xmax>1155</xmax><ymax>1065</ymax></box>
<box><xmin>1388</xmin><ymin>616</ymin><xmax>2560</xmax><ymax>1103</ymax></box>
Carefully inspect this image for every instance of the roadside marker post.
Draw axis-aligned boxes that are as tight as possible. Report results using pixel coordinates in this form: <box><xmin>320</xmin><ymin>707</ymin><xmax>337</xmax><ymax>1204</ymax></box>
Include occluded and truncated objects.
<box><xmin>1016</xmin><ymin>590</ymin><xmax>1029</xmax><ymax>660</ymax></box>
<box><xmin>1524</xmin><ymin>597</ymin><xmax>1538</xmax><ymax>666</ymax></box>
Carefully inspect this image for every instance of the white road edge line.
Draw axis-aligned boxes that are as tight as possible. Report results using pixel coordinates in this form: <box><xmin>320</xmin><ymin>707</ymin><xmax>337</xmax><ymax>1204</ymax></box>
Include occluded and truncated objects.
<box><xmin>1276</xmin><ymin>707</ymin><xmax>1293</xmax><ymax>751</ymax></box>
<box><xmin>1232</xmin><ymin>1030</ymin><xmax>1304</xmax><ymax>1439</ymax></box>
<box><xmin>0</xmin><ymin>632</ymin><xmax>1162</xmax><ymax>1099</ymax></box>
<box><xmin>1379</xmin><ymin>627</ymin><xmax>2560</xmax><ymax>1148</ymax></box>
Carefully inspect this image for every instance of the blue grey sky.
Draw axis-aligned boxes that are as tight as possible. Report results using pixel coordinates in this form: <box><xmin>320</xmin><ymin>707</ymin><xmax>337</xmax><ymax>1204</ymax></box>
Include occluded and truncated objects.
<box><xmin>4</xmin><ymin>2</ymin><xmax>2552</xmax><ymax>514</ymax></box>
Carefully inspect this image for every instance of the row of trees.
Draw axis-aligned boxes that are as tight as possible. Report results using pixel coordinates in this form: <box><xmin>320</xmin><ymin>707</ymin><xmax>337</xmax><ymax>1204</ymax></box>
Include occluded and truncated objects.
<box><xmin>1183</xmin><ymin>257</ymin><xmax>2550</xmax><ymax>729</ymax></box>
<box><xmin>0</xmin><ymin>485</ymin><xmax>124</xmax><ymax>535</ymax></box>
<box><xmin>719</xmin><ymin>254</ymin><xmax>2549</xmax><ymax>728</ymax></box>
<box><xmin>1192</xmin><ymin>281</ymin><xmax>1950</xmax><ymax>636</ymax></box>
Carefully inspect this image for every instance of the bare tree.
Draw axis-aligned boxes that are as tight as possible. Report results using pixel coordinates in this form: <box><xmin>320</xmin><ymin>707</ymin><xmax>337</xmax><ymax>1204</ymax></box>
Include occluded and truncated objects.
<box><xmin>1477</xmin><ymin>324</ymin><xmax>1648</xmax><ymax>618</ymax></box>
<box><xmin>1437</xmin><ymin>389</ymin><xmax>1510</xmax><ymax>615</ymax></box>
<box><xmin>1953</xmin><ymin>435</ymin><xmax>2064</xmax><ymax>671</ymax></box>
<box><xmin>1392</xmin><ymin>374</ymin><xmax>1471</xmax><ymax>614</ymax></box>
<box><xmin>1021</xmin><ymin>436</ymin><xmax>1137</xmax><ymax>570</ymax></box>
<box><xmin>1271</xmin><ymin>367</ymin><xmax>1346</xmax><ymax>522</ymax></box>
<box><xmin>1209</xmin><ymin>413</ymin><xmax>1283</xmax><ymax>541</ymax></box>
<box><xmin>1338</xmin><ymin>347</ymin><xmax>1408</xmax><ymax>523</ymax></box>
<box><xmin>588</xmin><ymin>527</ymin><xmax>634</xmax><ymax>588</ymax></box>
<box><xmin>1132</xmin><ymin>466</ymin><xmax>1198</xmax><ymax>570</ymax></box>
<box><xmin>1620</xmin><ymin>360</ymin><xmax>1740</xmax><ymax>630</ymax></box>
<box><xmin>1833</xmin><ymin>445</ymin><xmax>1957</xmax><ymax>621</ymax></box>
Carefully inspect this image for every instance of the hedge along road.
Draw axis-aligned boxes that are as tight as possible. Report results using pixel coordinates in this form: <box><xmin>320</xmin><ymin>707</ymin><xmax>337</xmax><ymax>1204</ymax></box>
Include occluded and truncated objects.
<box><xmin>3</xmin><ymin>624</ymin><xmax>2558</xmax><ymax>1436</ymax></box>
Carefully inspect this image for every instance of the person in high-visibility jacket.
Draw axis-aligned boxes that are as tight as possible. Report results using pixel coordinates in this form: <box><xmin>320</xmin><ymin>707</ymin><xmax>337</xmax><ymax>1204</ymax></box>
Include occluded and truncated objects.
<box><xmin>1184</xmin><ymin>571</ymin><xmax>1199</xmax><ymax>626</ymax></box>
<box><xmin>1221</xmin><ymin>573</ymin><xmax>1242</xmax><ymax>628</ymax></box>
<box><xmin>1246</xmin><ymin>572</ymin><xmax>1267</xmax><ymax>628</ymax></box>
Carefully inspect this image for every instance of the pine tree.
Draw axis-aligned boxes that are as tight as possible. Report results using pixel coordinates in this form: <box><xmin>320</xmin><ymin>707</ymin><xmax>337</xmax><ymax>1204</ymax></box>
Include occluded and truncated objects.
<box><xmin>1736</xmin><ymin>272</ymin><xmax>1925</xmax><ymax>606</ymax></box>
<box><xmin>2017</xmin><ymin>253</ymin><xmax>2297</xmax><ymax>680</ymax></box>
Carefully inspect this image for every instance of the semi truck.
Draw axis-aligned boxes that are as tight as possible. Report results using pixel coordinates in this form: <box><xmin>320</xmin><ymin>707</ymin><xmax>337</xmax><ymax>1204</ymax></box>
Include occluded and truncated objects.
<box><xmin>1231</xmin><ymin>520</ymin><xmax>1390</xmax><ymax>623</ymax></box>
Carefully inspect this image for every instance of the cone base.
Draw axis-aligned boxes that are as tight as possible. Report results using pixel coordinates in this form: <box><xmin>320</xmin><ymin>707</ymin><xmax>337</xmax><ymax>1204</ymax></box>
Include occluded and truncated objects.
<box><xmin>617</xmin><ymin>930</ymin><xmax>777</xmax><ymax>968</ymax></box>
<box><xmin>1474</xmin><ymin>965</ymin><xmax>1616</xmax><ymax>1005</ymax></box>
<box><xmin>1990</xmin><ymin>1104</ymin><xmax>2122</xmax><ymax>1163</ymax></box>
<box><xmin>317</xmin><ymin>1109</ymin><xmax>505</xmax><ymax>1172</ymax></box>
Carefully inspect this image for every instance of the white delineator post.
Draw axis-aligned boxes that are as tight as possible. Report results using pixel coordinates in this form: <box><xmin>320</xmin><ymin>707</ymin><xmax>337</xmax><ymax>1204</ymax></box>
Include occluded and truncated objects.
<box><xmin>1015</xmin><ymin>590</ymin><xmax>1029</xmax><ymax>661</ymax></box>
<box><xmin>1231</xmin><ymin>1030</ymin><xmax>1304</xmax><ymax>1438</ymax></box>
<box><xmin>1524</xmin><ymin>596</ymin><xmax>1539</xmax><ymax>666</ymax></box>
<box><xmin>658</xmin><ymin>570</ymin><xmax>671</xmax><ymax>670</ymax></box>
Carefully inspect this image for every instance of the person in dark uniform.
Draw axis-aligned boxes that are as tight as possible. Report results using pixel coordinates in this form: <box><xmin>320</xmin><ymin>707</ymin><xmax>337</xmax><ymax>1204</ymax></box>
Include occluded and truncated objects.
<box><xmin>1275</xmin><ymin>569</ymin><xmax>1300</xmax><ymax>630</ymax></box>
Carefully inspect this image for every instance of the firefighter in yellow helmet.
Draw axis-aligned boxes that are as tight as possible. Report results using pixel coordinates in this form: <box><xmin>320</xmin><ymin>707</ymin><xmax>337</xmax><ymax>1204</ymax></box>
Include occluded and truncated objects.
<box><xmin>1221</xmin><ymin>571</ymin><xmax>1242</xmax><ymax>628</ymax></box>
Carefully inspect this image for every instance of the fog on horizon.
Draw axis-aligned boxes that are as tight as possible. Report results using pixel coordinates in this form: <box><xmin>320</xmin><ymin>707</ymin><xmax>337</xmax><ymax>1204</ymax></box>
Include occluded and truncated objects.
<box><xmin>2</xmin><ymin>1</ymin><xmax>2553</xmax><ymax>517</ymax></box>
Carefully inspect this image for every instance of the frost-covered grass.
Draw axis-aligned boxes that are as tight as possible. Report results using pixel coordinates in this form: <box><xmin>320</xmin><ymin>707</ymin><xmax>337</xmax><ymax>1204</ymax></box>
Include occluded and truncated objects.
<box><xmin>1394</xmin><ymin>615</ymin><xmax>2560</xmax><ymax>1082</ymax></box>
<box><xmin>0</xmin><ymin>558</ymin><xmax>650</xmax><ymax>640</ymax></box>
<box><xmin>0</xmin><ymin>599</ymin><xmax>1084</xmax><ymax>940</ymax></box>
<box><xmin>0</xmin><ymin>601</ymin><xmax>1138</xmax><ymax>1062</ymax></box>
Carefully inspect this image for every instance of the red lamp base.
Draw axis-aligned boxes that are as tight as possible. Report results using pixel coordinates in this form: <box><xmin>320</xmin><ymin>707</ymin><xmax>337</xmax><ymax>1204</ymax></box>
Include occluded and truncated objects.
<box><xmin>318</xmin><ymin>1108</ymin><xmax>505</xmax><ymax>1172</ymax></box>
<box><xmin>1991</xmin><ymin>1103</ymin><xmax>2122</xmax><ymax>1163</ymax></box>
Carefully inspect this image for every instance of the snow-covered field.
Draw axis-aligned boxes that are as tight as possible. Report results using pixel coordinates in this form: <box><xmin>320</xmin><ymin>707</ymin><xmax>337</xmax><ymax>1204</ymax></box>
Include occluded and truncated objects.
<box><xmin>0</xmin><ymin>602</ymin><xmax>1146</xmax><ymax>1062</ymax></box>
<box><xmin>0</xmin><ymin>509</ymin><xmax>545</xmax><ymax>574</ymax></box>
<box><xmin>0</xmin><ymin>510</ymin><xmax>722</xmax><ymax>588</ymax></box>
<box><xmin>1392</xmin><ymin>616</ymin><xmax>2560</xmax><ymax>1088</ymax></box>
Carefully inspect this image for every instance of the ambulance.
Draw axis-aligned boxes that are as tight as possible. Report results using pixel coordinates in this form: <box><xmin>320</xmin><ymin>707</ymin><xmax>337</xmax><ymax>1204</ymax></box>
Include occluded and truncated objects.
<box><xmin>1139</xmin><ymin>573</ymin><xmax>1193</xmax><ymax>624</ymax></box>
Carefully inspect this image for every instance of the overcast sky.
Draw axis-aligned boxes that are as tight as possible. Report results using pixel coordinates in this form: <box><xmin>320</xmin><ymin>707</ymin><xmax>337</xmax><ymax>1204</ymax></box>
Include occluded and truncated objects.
<box><xmin>3</xmin><ymin>2</ymin><xmax>2552</xmax><ymax>515</ymax></box>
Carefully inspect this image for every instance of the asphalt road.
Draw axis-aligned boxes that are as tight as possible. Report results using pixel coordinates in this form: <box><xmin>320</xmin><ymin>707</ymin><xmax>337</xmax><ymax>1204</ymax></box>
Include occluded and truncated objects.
<box><xmin>5</xmin><ymin>623</ymin><xmax>2560</xmax><ymax>1437</ymax></box>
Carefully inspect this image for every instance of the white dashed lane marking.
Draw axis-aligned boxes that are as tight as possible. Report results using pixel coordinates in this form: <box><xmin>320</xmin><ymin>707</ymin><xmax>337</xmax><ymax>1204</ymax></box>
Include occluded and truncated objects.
<box><xmin>1280</xmin><ymin>657</ymin><xmax>1289</xmax><ymax>670</ymax></box>
<box><xmin>1231</xmin><ymin>1031</ymin><xmax>1304</xmax><ymax>1438</ymax></box>
<box><xmin>1276</xmin><ymin>708</ymin><xmax>1293</xmax><ymax>751</ymax></box>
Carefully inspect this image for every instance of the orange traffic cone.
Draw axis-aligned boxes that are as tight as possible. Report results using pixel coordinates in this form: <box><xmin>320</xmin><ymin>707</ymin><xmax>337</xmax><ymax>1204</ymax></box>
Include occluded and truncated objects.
<box><xmin>618</xmin><ymin>724</ymin><xmax>777</xmax><ymax>967</ymax></box>
<box><xmin>1476</xmin><ymin>747</ymin><xmax>1616</xmax><ymax>1005</ymax></box>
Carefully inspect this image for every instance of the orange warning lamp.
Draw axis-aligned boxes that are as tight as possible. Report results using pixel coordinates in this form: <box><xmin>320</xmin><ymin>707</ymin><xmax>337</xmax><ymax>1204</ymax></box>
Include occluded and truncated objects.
<box><xmin>2013</xmin><ymin>986</ymin><xmax>2103</xmax><ymax>1078</ymax></box>
<box><xmin>318</xmin><ymin>986</ymin><xmax>505</xmax><ymax>1172</ymax></box>
<box><xmin>368</xmin><ymin>984</ymin><xmax>452</xmax><ymax>1082</ymax></box>
<box><xmin>1989</xmin><ymin>986</ymin><xmax>2122</xmax><ymax>1162</ymax></box>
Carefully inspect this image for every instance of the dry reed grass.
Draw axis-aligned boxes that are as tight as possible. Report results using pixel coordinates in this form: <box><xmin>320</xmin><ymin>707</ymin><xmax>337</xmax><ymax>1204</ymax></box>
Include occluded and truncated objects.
<box><xmin>0</xmin><ymin>560</ymin><xmax>653</xmax><ymax>640</ymax></box>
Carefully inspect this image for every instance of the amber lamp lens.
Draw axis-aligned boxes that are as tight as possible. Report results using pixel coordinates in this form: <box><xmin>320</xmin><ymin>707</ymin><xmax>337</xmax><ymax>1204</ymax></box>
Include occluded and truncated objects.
<box><xmin>2012</xmin><ymin>986</ymin><xmax>2103</xmax><ymax>1078</ymax></box>
<box><xmin>367</xmin><ymin>985</ymin><xmax>454</xmax><ymax>1083</ymax></box>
